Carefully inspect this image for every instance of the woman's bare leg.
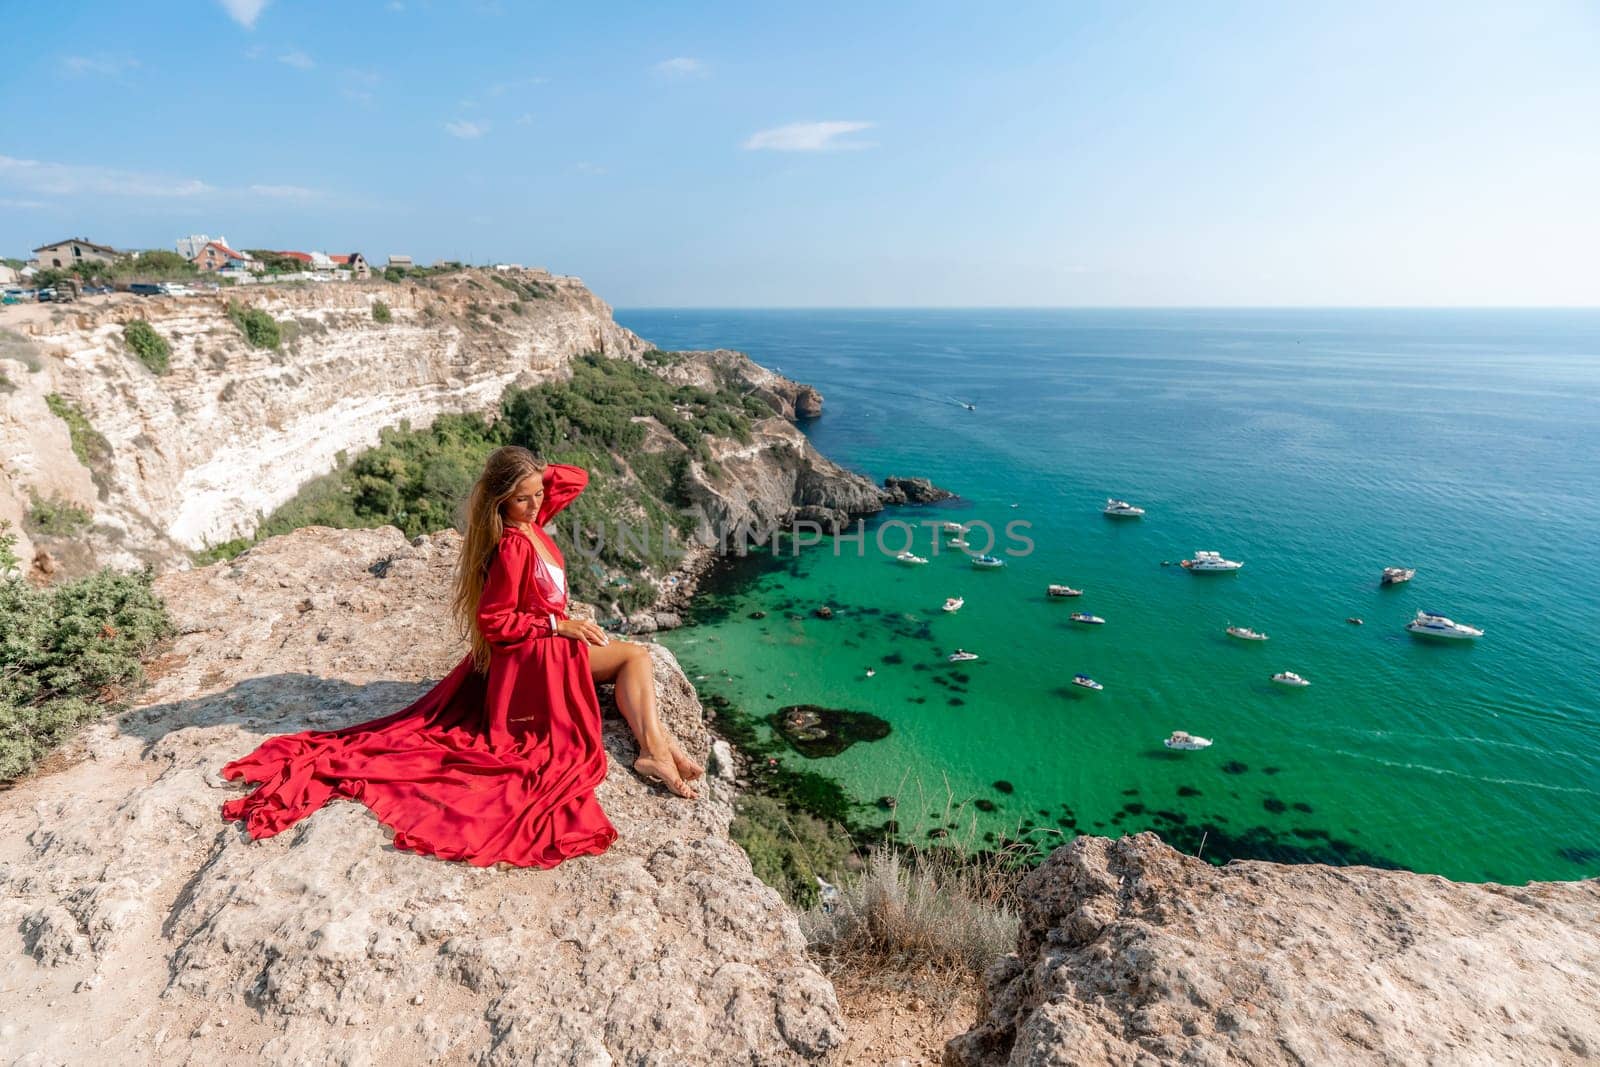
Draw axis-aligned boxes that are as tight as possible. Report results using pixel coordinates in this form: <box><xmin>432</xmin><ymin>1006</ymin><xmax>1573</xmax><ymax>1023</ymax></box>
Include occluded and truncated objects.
<box><xmin>589</xmin><ymin>641</ymin><xmax>701</xmax><ymax>798</ymax></box>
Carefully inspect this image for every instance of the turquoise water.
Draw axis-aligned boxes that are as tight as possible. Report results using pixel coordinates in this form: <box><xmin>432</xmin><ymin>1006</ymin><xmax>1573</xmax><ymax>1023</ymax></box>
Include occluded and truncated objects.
<box><xmin>618</xmin><ymin>309</ymin><xmax>1600</xmax><ymax>883</ymax></box>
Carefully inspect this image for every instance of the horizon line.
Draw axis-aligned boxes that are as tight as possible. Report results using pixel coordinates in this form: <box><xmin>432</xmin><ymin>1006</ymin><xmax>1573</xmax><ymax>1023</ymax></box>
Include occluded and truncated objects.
<box><xmin>614</xmin><ymin>304</ymin><xmax>1600</xmax><ymax>312</ymax></box>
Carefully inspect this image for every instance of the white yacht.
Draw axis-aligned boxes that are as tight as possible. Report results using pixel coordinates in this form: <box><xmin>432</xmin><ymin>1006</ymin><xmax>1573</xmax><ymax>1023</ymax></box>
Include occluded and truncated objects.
<box><xmin>896</xmin><ymin>550</ymin><xmax>929</xmax><ymax>565</ymax></box>
<box><xmin>971</xmin><ymin>554</ymin><xmax>1005</xmax><ymax>569</ymax></box>
<box><xmin>942</xmin><ymin>596</ymin><xmax>964</xmax><ymax>613</ymax></box>
<box><xmin>1070</xmin><ymin>612</ymin><xmax>1106</xmax><ymax>625</ymax></box>
<box><xmin>1072</xmin><ymin>673</ymin><xmax>1103</xmax><ymax>691</ymax></box>
<box><xmin>1382</xmin><ymin>567</ymin><xmax>1416</xmax><ymax>585</ymax></box>
<box><xmin>1271</xmin><ymin>671</ymin><xmax>1311</xmax><ymax>687</ymax></box>
<box><xmin>1104</xmin><ymin>498</ymin><xmax>1146</xmax><ymax>517</ymax></box>
<box><xmin>1405</xmin><ymin>611</ymin><xmax>1483</xmax><ymax>640</ymax></box>
<box><xmin>948</xmin><ymin>649</ymin><xmax>980</xmax><ymax>662</ymax></box>
<box><xmin>1181</xmin><ymin>550</ymin><xmax>1243</xmax><ymax>572</ymax></box>
<box><xmin>1163</xmin><ymin>730</ymin><xmax>1212</xmax><ymax>750</ymax></box>
<box><xmin>1226</xmin><ymin>625</ymin><xmax>1268</xmax><ymax>641</ymax></box>
<box><xmin>941</xmin><ymin>522</ymin><xmax>965</xmax><ymax>534</ymax></box>
<box><xmin>947</xmin><ymin>536</ymin><xmax>969</xmax><ymax>549</ymax></box>
<box><xmin>1046</xmin><ymin>584</ymin><xmax>1083</xmax><ymax>598</ymax></box>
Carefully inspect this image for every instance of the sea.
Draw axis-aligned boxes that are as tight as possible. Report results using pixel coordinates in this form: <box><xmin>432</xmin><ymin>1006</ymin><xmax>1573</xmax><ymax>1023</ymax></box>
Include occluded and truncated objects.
<box><xmin>615</xmin><ymin>308</ymin><xmax>1600</xmax><ymax>884</ymax></box>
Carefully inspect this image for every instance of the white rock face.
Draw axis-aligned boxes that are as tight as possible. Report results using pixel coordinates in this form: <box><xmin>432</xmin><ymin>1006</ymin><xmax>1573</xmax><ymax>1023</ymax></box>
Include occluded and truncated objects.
<box><xmin>0</xmin><ymin>525</ymin><xmax>844</xmax><ymax>1064</ymax></box>
<box><xmin>0</xmin><ymin>273</ymin><xmax>647</xmax><ymax>573</ymax></box>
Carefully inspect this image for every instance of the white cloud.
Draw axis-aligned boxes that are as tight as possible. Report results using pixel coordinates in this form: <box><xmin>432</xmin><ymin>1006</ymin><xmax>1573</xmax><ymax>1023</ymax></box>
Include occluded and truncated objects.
<box><xmin>218</xmin><ymin>0</ymin><xmax>269</xmax><ymax>29</ymax></box>
<box><xmin>63</xmin><ymin>55</ymin><xmax>139</xmax><ymax>78</ymax></box>
<box><xmin>0</xmin><ymin>155</ymin><xmax>325</xmax><ymax>202</ymax></box>
<box><xmin>514</xmin><ymin>113</ymin><xmax>535</xmax><ymax>126</ymax></box>
<box><xmin>445</xmin><ymin>120</ymin><xmax>490</xmax><ymax>139</ymax></box>
<box><xmin>487</xmin><ymin>76</ymin><xmax>549</xmax><ymax>97</ymax></box>
<box><xmin>654</xmin><ymin>57</ymin><xmax>706</xmax><ymax>79</ymax></box>
<box><xmin>0</xmin><ymin>155</ymin><xmax>212</xmax><ymax>198</ymax></box>
<box><xmin>743</xmin><ymin>121</ymin><xmax>876</xmax><ymax>152</ymax></box>
<box><xmin>0</xmin><ymin>198</ymin><xmax>51</xmax><ymax>211</ymax></box>
<box><xmin>574</xmin><ymin>162</ymin><xmax>607</xmax><ymax>176</ymax></box>
<box><xmin>278</xmin><ymin>50</ymin><xmax>314</xmax><ymax>70</ymax></box>
<box><xmin>247</xmin><ymin>184</ymin><xmax>320</xmax><ymax>199</ymax></box>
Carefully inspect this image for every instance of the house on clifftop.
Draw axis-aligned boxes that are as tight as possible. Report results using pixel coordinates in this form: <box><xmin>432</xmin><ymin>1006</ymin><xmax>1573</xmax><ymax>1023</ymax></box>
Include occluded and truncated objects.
<box><xmin>192</xmin><ymin>241</ymin><xmax>262</xmax><ymax>272</ymax></box>
<box><xmin>31</xmin><ymin>237</ymin><xmax>118</xmax><ymax>270</ymax></box>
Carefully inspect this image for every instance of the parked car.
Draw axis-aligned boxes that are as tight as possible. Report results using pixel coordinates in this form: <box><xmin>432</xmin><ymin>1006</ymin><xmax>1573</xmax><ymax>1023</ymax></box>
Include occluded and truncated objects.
<box><xmin>159</xmin><ymin>283</ymin><xmax>196</xmax><ymax>296</ymax></box>
<box><xmin>129</xmin><ymin>283</ymin><xmax>163</xmax><ymax>296</ymax></box>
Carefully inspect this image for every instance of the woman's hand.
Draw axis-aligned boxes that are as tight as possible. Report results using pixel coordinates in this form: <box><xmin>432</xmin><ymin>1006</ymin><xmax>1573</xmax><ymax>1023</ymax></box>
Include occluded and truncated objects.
<box><xmin>556</xmin><ymin>618</ymin><xmax>610</xmax><ymax>647</ymax></box>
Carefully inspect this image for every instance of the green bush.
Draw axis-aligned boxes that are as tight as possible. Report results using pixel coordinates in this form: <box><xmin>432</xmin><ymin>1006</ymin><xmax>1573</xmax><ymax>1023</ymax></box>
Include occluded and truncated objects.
<box><xmin>225</xmin><ymin>300</ymin><xmax>282</xmax><ymax>349</ymax></box>
<box><xmin>732</xmin><ymin>794</ymin><xmax>856</xmax><ymax>908</ymax></box>
<box><xmin>371</xmin><ymin>300</ymin><xmax>392</xmax><ymax>324</ymax></box>
<box><xmin>27</xmin><ymin>494</ymin><xmax>91</xmax><ymax>537</ymax></box>
<box><xmin>123</xmin><ymin>320</ymin><xmax>171</xmax><ymax>375</ymax></box>
<box><xmin>45</xmin><ymin>394</ymin><xmax>112</xmax><ymax>471</ymax></box>
<box><xmin>0</xmin><ymin>521</ymin><xmax>173</xmax><ymax>782</ymax></box>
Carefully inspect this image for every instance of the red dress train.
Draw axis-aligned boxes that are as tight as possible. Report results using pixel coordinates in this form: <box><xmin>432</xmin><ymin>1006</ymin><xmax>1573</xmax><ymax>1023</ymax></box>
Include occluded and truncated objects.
<box><xmin>219</xmin><ymin>463</ymin><xmax>619</xmax><ymax>868</ymax></box>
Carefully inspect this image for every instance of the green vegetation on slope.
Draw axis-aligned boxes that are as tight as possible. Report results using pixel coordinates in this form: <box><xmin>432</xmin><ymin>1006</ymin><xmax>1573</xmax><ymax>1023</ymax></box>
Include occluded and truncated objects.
<box><xmin>45</xmin><ymin>394</ymin><xmax>113</xmax><ymax>492</ymax></box>
<box><xmin>123</xmin><ymin>320</ymin><xmax>171</xmax><ymax>375</ymax></box>
<box><xmin>0</xmin><ymin>520</ymin><xmax>173</xmax><ymax>782</ymax></box>
<box><xmin>225</xmin><ymin>300</ymin><xmax>282</xmax><ymax>349</ymax></box>
<box><xmin>195</xmin><ymin>353</ymin><xmax>773</xmax><ymax>614</ymax></box>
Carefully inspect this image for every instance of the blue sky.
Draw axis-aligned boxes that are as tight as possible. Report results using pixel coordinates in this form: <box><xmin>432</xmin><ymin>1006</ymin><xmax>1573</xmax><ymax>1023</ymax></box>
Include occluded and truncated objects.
<box><xmin>2</xmin><ymin>1</ymin><xmax>1597</xmax><ymax>306</ymax></box>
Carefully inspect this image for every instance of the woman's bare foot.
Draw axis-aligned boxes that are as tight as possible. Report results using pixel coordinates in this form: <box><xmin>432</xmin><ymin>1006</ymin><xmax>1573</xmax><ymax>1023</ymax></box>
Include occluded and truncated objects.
<box><xmin>634</xmin><ymin>754</ymin><xmax>698</xmax><ymax>799</ymax></box>
<box><xmin>669</xmin><ymin>740</ymin><xmax>704</xmax><ymax>782</ymax></box>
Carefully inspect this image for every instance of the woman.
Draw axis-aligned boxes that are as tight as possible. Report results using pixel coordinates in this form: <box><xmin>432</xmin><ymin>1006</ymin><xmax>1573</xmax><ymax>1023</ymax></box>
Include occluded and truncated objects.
<box><xmin>220</xmin><ymin>446</ymin><xmax>702</xmax><ymax>869</ymax></box>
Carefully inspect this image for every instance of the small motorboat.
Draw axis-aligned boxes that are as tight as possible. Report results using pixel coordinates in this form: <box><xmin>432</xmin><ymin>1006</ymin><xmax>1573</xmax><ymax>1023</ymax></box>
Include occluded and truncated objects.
<box><xmin>1047</xmin><ymin>584</ymin><xmax>1083</xmax><ymax>598</ymax></box>
<box><xmin>1405</xmin><ymin>610</ymin><xmax>1483</xmax><ymax>640</ymax></box>
<box><xmin>1226</xmin><ymin>625</ymin><xmax>1268</xmax><ymax>641</ymax></box>
<box><xmin>896</xmin><ymin>551</ymin><xmax>929</xmax><ymax>565</ymax></box>
<box><xmin>1347</xmin><ymin>617</ymin><xmax>1364</xmax><ymax>626</ymax></box>
<box><xmin>1271</xmin><ymin>671</ymin><xmax>1311</xmax><ymax>687</ymax></box>
<box><xmin>1181</xmin><ymin>551</ymin><xmax>1243</xmax><ymax>572</ymax></box>
<box><xmin>948</xmin><ymin>649</ymin><xmax>980</xmax><ymax>662</ymax></box>
<box><xmin>947</xmin><ymin>537</ymin><xmax>969</xmax><ymax>549</ymax></box>
<box><xmin>1104</xmin><ymin>498</ymin><xmax>1145</xmax><ymax>517</ymax></box>
<box><xmin>942</xmin><ymin>596</ymin><xmax>964</xmax><ymax>612</ymax></box>
<box><xmin>941</xmin><ymin>522</ymin><xmax>965</xmax><ymax>534</ymax></box>
<box><xmin>1381</xmin><ymin>567</ymin><xmax>1416</xmax><ymax>585</ymax></box>
<box><xmin>1070</xmin><ymin>612</ymin><xmax>1106</xmax><ymax>625</ymax></box>
<box><xmin>1164</xmin><ymin>730</ymin><xmax>1213</xmax><ymax>750</ymax></box>
<box><xmin>1072</xmin><ymin>673</ymin><xmax>1103</xmax><ymax>691</ymax></box>
<box><xmin>864</xmin><ymin>668</ymin><xmax>876</xmax><ymax>677</ymax></box>
<box><xmin>971</xmin><ymin>554</ymin><xmax>1005</xmax><ymax>569</ymax></box>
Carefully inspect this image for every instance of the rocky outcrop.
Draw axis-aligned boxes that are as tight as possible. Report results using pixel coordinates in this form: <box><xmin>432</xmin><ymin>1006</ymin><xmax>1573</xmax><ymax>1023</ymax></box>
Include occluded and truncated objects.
<box><xmin>650</xmin><ymin>348</ymin><xmax>822</xmax><ymax>422</ymax></box>
<box><xmin>0</xmin><ymin>271</ymin><xmax>648</xmax><ymax>576</ymax></box>
<box><xmin>0</xmin><ymin>526</ymin><xmax>844</xmax><ymax>1064</ymax></box>
<box><xmin>882</xmin><ymin>476</ymin><xmax>955</xmax><ymax>505</ymax></box>
<box><xmin>946</xmin><ymin>833</ymin><xmax>1600</xmax><ymax>1067</ymax></box>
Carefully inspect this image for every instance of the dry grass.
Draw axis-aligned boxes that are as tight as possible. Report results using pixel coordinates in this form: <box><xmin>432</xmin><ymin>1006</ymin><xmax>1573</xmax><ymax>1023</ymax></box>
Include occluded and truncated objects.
<box><xmin>788</xmin><ymin>771</ymin><xmax>1043</xmax><ymax>994</ymax></box>
<box><xmin>802</xmin><ymin>843</ymin><xmax>1021</xmax><ymax>980</ymax></box>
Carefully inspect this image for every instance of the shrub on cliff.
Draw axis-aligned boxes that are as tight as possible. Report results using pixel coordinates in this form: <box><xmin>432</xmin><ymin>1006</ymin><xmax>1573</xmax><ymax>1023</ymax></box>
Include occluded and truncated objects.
<box><xmin>0</xmin><ymin>521</ymin><xmax>173</xmax><ymax>782</ymax></box>
<box><xmin>45</xmin><ymin>394</ymin><xmax>113</xmax><ymax>476</ymax></box>
<box><xmin>27</xmin><ymin>493</ymin><xmax>91</xmax><ymax>537</ymax></box>
<box><xmin>371</xmin><ymin>300</ymin><xmax>393</xmax><ymax>324</ymax></box>
<box><xmin>731</xmin><ymin>794</ymin><xmax>856</xmax><ymax>908</ymax></box>
<box><xmin>226</xmin><ymin>300</ymin><xmax>282</xmax><ymax>349</ymax></box>
<box><xmin>123</xmin><ymin>320</ymin><xmax>171</xmax><ymax>375</ymax></box>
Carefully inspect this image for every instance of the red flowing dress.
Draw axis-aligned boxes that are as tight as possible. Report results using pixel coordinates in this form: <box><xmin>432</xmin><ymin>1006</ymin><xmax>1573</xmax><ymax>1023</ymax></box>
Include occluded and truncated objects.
<box><xmin>219</xmin><ymin>463</ymin><xmax>619</xmax><ymax>868</ymax></box>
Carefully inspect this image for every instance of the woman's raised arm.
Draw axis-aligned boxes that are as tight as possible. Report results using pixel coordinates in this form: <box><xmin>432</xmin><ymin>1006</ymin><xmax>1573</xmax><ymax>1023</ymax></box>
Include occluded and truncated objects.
<box><xmin>536</xmin><ymin>463</ymin><xmax>589</xmax><ymax>526</ymax></box>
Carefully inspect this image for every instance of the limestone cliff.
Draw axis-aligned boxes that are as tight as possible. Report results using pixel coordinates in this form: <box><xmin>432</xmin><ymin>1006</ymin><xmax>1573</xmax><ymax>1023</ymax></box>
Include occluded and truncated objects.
<box><xmin>0</xmin><ymin>276</ymin><xmax>918</xmax><ymax>587</ymax></box>
<box><xmin>945</xmin><ymin>833</ymin><xmax>1600</xmax><ymax>1066</ymax></box>
<box><xmin>0</xmin><ymin>526</ymin><xmax>844</xmax><ymax>1064</ymax></box>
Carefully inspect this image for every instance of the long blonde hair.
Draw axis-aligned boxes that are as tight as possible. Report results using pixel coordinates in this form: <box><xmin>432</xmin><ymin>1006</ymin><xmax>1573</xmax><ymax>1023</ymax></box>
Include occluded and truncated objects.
<box><xmin>452</xmin><ymin>445</ymin><xmax>546</xmax><ymax>673</ymax></box>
